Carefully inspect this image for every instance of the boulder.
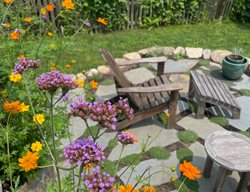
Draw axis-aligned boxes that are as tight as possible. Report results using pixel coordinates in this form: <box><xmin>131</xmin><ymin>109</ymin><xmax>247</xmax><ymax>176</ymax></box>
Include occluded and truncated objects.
<box><xmin>185</xmin><ymin>47</ymin><xmax>203</xmax><ymax>59</ymax></box>
<box><xmin>97</xmin><ymin>65</ymin><xmax>110</xmax><ymax>75</ymax></box>
<box><xmin>163</xmin><ymin>47</ymin><xmax>175</xmax><ymax>56</ymax></box>
<box><xmin>210</xmin><ymin>50</ymin><xmax>232</xmax><ymax>64</ymax></box>
<box><xmin>203</xmin><ymin>49</ymin><xmax>211</xmax><ymax>60</ymax></box>
<box><xmin>86</xmin><ymin>68</ymin><xmax>99</xmax><ymax>78</ymax></box>
<box><xmin>123</xmin><ymin>52</ymin><xmax>141</xmax><ymax>60</ymax></box>
<box><xmin>76</xmin><ymin>73</ymin><xmax>86</xmax><ymax>79</ymax></box>
<box><xmin>174</xmin><ymin>46</ymin><xmax>186</xmax><ymax>56</ymax></box>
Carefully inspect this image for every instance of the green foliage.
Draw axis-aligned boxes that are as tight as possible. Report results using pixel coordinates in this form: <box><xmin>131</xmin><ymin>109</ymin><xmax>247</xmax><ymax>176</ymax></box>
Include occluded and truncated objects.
<box><xmin>157</xmin><ymin>112</ymin><xmax>168</xmax><ymax>127</ymax></box>
<box><xmin>88</xmin><ymin>73</ymin><xmax>103</xmax><ymax>82</ymax></box>
<box><xmin>240</xmin><ymin>131</ymin><xmax>250</xmax><ymax>138</ymax></box>
<box><xmin>173</xmin><ymin>53</ymin><xmax>185</xmax><ymax>61</ymax></box>
<box><xmin>101</xmin><ymin>78</ymin><xmax>114</xmax><ymax>86</ymax></box>
<box><xmin>210</xmin><ymin>116</ymin><xmax>229</xmax><ymax>127</ymax></box>
<box><xmin>119</xmin><ymin>154</ymin><xmax>142</xmax><ymax>168</ymax></box>
<box><xmin>103</xmin><ymin>160</ymin><xmax>116</xmax><ymax>176</ymax></box>
<box><xmin>198</xmin><ymin>59</ymin><xmax>210</xmax><ymax>66</ymax></box>
<box><xmin>239</xmin><ymin>89</ymin><xmax>250</xmax><ymax>96</ymax></box>
<box><xmin>148</xmin><ymin>147</ymin><xmax>170</xmax><ymax>160</ymax></box>
<box><xmin>177</xmin><ymin>130</ymin><xmax>199</xmax><ymax>144</ymax></box>
<box><xmin>145</xmin><ymin>46</ymin><xmax>164</xmax><ymax>57</ymax></box>
<box><xmin>106</xmin><ymin>138</ymin><xmax>118</xmax><ymax>150</ymax></box>
<box><xmin>231</xmin><ymin>0</ymin><xmax>250</xmax><ymax>23</ymax></box>
<box><xmin>83</xmin><ymin>125</ymin><xmax>99</xmax><ymax>138</ymax></box>
<box><xmin>188</xmin><ymin>102</ymin><xmax>198</xmax><ymax>114</ymax></box>
<box><xmin>177</xmin><ymin>148</ymin><xmax>193</xmax><ymax>162</ymax></box>
<box><xmin>174</xmin><ymin>176</ymin><xmax>199</xmax><ymax>192</ymax></box>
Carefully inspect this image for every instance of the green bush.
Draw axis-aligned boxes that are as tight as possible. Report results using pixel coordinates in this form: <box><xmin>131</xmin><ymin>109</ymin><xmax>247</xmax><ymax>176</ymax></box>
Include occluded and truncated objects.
<box><xmin>177</xmin><ymin>148</ymin><xmax>193</xmax><ymax>162</ymax></box>
<box><xmin>177</xmin><ymin>130</ymin><xmax>199</xmax><ymax>144</ymax></box>
<box><xmin>240</xmin><ymin>131</ymin><xmax>250</xmax><ymax>138</ymax></box>
<box><xmin>231</xmin><ymin>0</ymin><xmax>250</xmax><ymax>23</ymax></box>
<box><xmin>239</xmin><ymin>89</ymin><xmax>250</xmax><ymax>96</ymax></box>
<box><xmin>148</xmin><ymin>147</ymin><xmax>171</xmax><ymax>160</ymax></box>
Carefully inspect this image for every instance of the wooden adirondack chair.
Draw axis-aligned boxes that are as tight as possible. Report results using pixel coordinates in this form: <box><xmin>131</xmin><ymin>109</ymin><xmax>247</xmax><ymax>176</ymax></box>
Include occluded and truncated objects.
<box><xmin>100</xmin><ymin>49</ymin><xmax>183</xmax><ymax>130</ymax></box>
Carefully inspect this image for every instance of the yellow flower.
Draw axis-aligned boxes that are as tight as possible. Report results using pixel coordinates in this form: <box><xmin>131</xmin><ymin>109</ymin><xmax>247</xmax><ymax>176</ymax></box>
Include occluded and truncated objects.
<box><xmin>9</xmin><ymin>31</ymin><xmax>20</xmax><ymax>40</ymax></box>
<box><xmin>90</xmin><ymin>80</ymin><xmax>98</xmax><ymax>89</ymax></box>
<box><xmin>50</xmin><ymin>64</ymin><xmax>57</xmax><ymax>70</ymax></box>
<box><xmin>119</xmin><ymin>184</ymin><xmax>139</xmax><ymax>192</ymax></box>
<box><xmin>47</xmin><ymin>32</ymin><xmax>53</xmax><ymax>36</ymax></box>
<box><xmin>23</xmin><ymin>17</ymin><xmax>32</xmax><ymax>23</ymax></box>
<box><xmin>20</xmin><ymin>103</ymin><xmax>29</xmax><ymax>112</ymax></box>
<box><xmin>3</xmin><ymin>0</ymin><xmax>13</xmax><ymax>3</ymax></box>
<box><xmin>18</xmin><ymin>151</ymin><xmax>39</xmax><ymax>172</ymax></box>
<box><xmin>65</xmin><ymin>64</ymin><xmax>71</xmax><ymax>69</ymax></box>
<box><xmin>75</xmin><ymin>78</ymin><xmax>85</xmax><ymax>88</ymax></box>
<box><xmin>71</xmin><ymin>59</ymin><xmax>77</xmax><ymax>64</ymax></box>
<box><xmin>165</xmin><ymin>112</ymin><xmax>170</xmax><ymax>119</ymax></box>
<box><xmin>31</xmin><ymin>141</ymin><xmax>43</xmax><ymax>152</ymax></box>
<box><xmin>141</xmin><ymin>186</ymin><xmax>156</xmax><ymax>192</ymax></box>
<box><xmin>9</xmin><ymin>72</ymin><xmax>22</xmax><ymax>83</ymax></box>
<box><xmin>2</xmin><ymin>23</ymin><xmax>11</xmax><ymax>28</ymax></box>
<box><xmin>17</xmin><ymin>54</ymin><xmax>26</xmax><ymax>59</ymax></box>
<box><xmin>170</xmin><ymin>177</ymin><xmax>176</xmax><ymax>183</ymax></box>
<box><xmin>62</xmin><ymin>0</ymin><xmax>74</xmax><ymax>10</ymax></box>
<box><xmin>40</xmin><ymin>7</ymin><xmax>47</xmax><ymax>15</ymax></box>
<box><xmin>33</xmin><ymin>114</ymin><xmax>45</xmax><ymax>125</ymax></box>
<box><xmin>97</xmin><ymin>18</ymin><xmax>108</xmax><ymax>25</ymax></box>
<box><xmin>49</xmin><ymin>43</ymin><xmax>55</xmax><ymax>48</ymax></box>
<box><xmin>46</xmin><ymin>3</ymin><xmax>54</xmax><ymax>11</ymax></box>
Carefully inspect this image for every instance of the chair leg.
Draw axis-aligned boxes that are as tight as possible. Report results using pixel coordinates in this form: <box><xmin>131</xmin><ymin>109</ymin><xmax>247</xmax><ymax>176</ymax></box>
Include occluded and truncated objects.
<box><xmin>236</xmin><ymin>172</ymin><xmax>250</xmax><ymax>192</ymax></box>
<box><xmin>168</xmin><ymin>91</ymin><xmax>179</xmax><ymax>129</ymax></box>
<box><xmin>196</xmin><ymin>100</ymin><xmax>205</xmax><ymax>119</ymax></box>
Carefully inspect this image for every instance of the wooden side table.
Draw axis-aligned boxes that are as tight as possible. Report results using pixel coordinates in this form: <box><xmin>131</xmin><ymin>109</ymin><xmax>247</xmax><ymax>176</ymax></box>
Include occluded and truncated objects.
<box><xmin>203</xmin><ymin>131</ymin><xmax>250</xmax><ymax>192</ymax></box>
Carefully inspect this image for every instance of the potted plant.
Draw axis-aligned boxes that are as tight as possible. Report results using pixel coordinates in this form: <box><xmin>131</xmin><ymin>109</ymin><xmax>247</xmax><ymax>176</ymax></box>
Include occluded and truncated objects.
<box><xmin>222</xmin><ymin>47</ymin><xmax>248</xmax><ymax>80</ymax></box>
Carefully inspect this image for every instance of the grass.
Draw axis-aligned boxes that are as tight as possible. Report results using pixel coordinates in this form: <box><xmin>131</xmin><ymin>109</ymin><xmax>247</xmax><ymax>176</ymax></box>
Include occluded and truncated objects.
<box><xmin>210</xmin><ymin>116</ymin><xmax>229</xmax><ymax>127</ymax></box>
<box><xmin>198</xmin><ymin>59</ymin><xmax>210</xmax><ymax>67</ymax></box>
<box><xmin>106</xmin><ymin>138</ymin><xmax>118</xmax><ymax>150</ymax></box>
<box><xmin>119</xmin><ymin>153</ymin><xmax>142</xmax><ymax>168</ymax></box>
<box><xmin>239</xmin><ymin>89</ymin><xmax>250</xmax><ymax>96</ymax></box>
<box><xmin>176</xmin><ymin>148</ymin><xmax>193</xmax><ymax>162</ymax></box>
<box><xmin>177</xmin><ymin>130</ymin><xmax>199</xmax><ymax>144</ymax></box>
<box><xmin>5</xmin><ymin>21</ymin><xmax>250</xmax><ymax>74</ymax></box>
<box><xmin>148</xmin><ymin>147</ymin><xmax>171</xmax><ymax>160</ymax></box>
<box><xmin>240</xmin><ymin>131</ymin><xmax>250</xmax><ymax>138</ymax></box>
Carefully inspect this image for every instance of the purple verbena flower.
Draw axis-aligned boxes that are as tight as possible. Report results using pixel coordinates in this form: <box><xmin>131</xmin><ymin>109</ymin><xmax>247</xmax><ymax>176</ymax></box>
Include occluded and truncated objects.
<box><xmin>70</xmin><ymin>99</ymin><xmax>92</xmax><ymax>119</ymax></box>
<box><xmin>84</xmin><ymin>20</ymin><xmax>91</xmax><ymax>27</ymax></box>
<box><xmin>36</xmin><ymin>70</ymin><xmax>77</xmax><ymax>94</ymax></box>
<box><xmin>117</xmin><ymin>131</ymin><xmax>138</xmax><ymax>145</ymax></box>
<box><xmin>115</xmin><ymin>98</ymin><xmax>134</xmax><ymax>120</ymax></box>
<box><xmin>82</xmin><ymin>166</ymin><xmax>115</xmax><ymax>192</ymax></box>
<box><xmin>14</xmin><ymin>58</ymin><xmax>41</xmax><ymax>74</ymax></box>
<box><xmin>62</xmin><ymin>138</ymin><xmax>105</xmax><ymax>166</ymax></box>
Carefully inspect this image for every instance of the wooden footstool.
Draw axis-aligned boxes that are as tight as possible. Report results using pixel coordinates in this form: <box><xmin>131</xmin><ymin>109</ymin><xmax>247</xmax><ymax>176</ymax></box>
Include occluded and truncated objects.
<box><xmin>188</xmin><ymin>71</ymin><xmax>241</xmax><ymax>119</ymax></box>
<box><xmin>203</xmin><ymin>131</ymin><xmax>250</xmax><ymax>192</ymax></box>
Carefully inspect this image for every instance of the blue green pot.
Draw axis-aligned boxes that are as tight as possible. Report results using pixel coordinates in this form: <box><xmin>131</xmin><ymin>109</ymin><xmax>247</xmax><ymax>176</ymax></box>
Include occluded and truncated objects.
<box><xmin>222</xmin><ymin>55</ymin><xmax>248</xmax><ymax>80</ymax></box>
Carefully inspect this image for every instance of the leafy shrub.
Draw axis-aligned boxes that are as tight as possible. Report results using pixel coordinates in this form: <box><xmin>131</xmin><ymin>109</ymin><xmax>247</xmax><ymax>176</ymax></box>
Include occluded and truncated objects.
<box><xmin>148</xmin><ymin>147</ymin><xmax>171</xmax><ymax>160</ymax></box>
<box><xmin>240</xmin><ymin>131</ymin><xmax>250</xmax><ymax>138</ymax></box>
<box><xmin>177</xmin><ymin>130</ymin><xmax>199</xmax><ymax>144</ymax></box>
<box><xmin>210</xmin><ymin>116</ymin><xmax>229</xmax><ymax>127</ymax></box>
<box><xmin>231</xmin><ymin>0</ymin><xmax>250</xmax><ymax>23</ymax></box>
<box><xmin>177</xmin><ymin>148</ymin><xmax>193</xmax><ymax>162</ymax></box>
<box><xmin>239</xmin><ymin>89</ymin><xmax>250</xmax><ymax>96</ymax></box>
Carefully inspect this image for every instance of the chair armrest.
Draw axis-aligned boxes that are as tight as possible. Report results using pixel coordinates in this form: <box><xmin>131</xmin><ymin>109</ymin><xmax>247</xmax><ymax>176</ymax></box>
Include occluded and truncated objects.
<box><xmin>116</xmin><ymin>57</ymin><xmax>167</xmax><ymax>66</ymax></box>
<box><xmin>117</xmin><ymin>83</ymin><xmax>183</xmax><ymax>93</ymax></box>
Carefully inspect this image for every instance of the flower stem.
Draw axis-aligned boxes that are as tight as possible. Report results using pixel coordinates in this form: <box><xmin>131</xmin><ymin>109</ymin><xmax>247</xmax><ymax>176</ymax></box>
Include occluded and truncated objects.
<box><xmin>76</xmin><ymin>165</ymin><xmax>84</xmax><ymax>192</ymax></box>
<box><xmin>177</xmin><ymin>177</ymin><xmax>187</xmax><ymax>192</ymax></box>
<box><xmin>6</xmin><ymin>128</ymin><xmax>13</xmax><ymax>189</ymax></box>
<box><xmin>84</xmin><ymin>119</ymin><xmax>95</xmax><ymax>141</ymax></box>
<box><xmin>114</xmin><ymin>144</ymin><xmax>125</xmax><ymax>177</ymax></box>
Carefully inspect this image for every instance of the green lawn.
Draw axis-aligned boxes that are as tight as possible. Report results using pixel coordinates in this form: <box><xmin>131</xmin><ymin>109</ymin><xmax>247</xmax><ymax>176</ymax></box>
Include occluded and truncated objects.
<box><xmin>4</xmin><ymin>20</ymin><xmax>250</xmax><ymax>74</ymax></box>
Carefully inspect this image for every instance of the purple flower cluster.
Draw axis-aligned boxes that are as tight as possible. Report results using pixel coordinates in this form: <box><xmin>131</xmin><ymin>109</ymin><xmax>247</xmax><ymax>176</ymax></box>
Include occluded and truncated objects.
<box><xmin>36</xmin><ymin>70</ymin><xmax>77</xmax><ymax>93</ymax></box>
<box><xmin>117</xmin><ymin>131</ymin><xmax>138</xmax><ymax>145</ymax></box>
<box><xmin>14</xmin><ymin>58</ymin><xmax>41</xmax><ymax>74</ymax></box>
<box><xmin>62</xmin><ymin>138</ymin><xmax>105</xmax><ymax>166</ymax></box>
<box><xmin>70</xmin><ymin>98</ymin><xmax>134</xmax><ymax>130</ymax></box>
<box><xmin>90</xmin><ymin>102</ymin><xmax>117</xmax><ymax>130</ymax></box>
<box><xmin>82</xmin><ymin>166</ymin><xmax>115</xmax><ymax>192</ymax></box>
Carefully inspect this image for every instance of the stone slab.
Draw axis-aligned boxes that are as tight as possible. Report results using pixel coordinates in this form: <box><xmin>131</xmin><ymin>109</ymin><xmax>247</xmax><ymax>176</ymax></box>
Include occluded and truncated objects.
<box><xmin>169</xmin><ymin>74</ymin><xmax>190</xmax><ymax>93</ymax></box>
<box><xmin>95</xmin><ymin>84</ymin><xmax>117</xmax><ymax>101</ymax></box>
<box><xmin>117</xmin><ymin>151</ymin><xmax>179</xmax><ymax>188</ymax></box>
<box><xmin>231</xmin><ymin>74</ymin><xmax>250</xmax><ymax>91</ymax></box>
<box><xmin>124</xmin><ymin>67</ymin><xmax>155</xmax><ymax>84</ymax></box>
<box><xmin>150</xmin><ymin>59</ymin><xmax>198</xmax><ymax>74</ymax></box>
<box><xmin>177</xmin><ymin>115</ymin><xmax>225</xmax><ymax>140</ymax></box>
<box><xmin>108</xmin><ymin>118</ymin><xmax>179</xmax><ymax>161</ymax></box>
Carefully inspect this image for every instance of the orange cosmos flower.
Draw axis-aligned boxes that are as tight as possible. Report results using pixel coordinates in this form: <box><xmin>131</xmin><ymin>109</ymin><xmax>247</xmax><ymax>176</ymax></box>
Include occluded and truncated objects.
<box><xmin>90</xmin><ymin>80</ymin><xmax>98</xmax><ymax>89</ymax></box>
<box><xmin>40</xmin><ymin>7</ymin><xmax>47</xmax><ymax>15</ymax></box>
<box><xmin>4</xmin><ymin>100</ymin><xmax>22</xmax><ymax>113</ymax></box>
<box><xmin>2</xmin><ymin>23</ymin><xmax>11</xmax><ymax>28</ymax></box>
<box><xmin>23</xmin><ymin>17</ymin><xmax>32</xmax><ymax>23</ymax></box>
<box><xmin>119</xmin><ymin>184</ymin><xmax>139</xmax><ymax>192</ymax></box>
<box><xmin>141</xmin><ymin>186</ymin><xmax>156</xmax><ymax>192</ymax></box>
<box><xmin>3</xmin><ymin>0</ymin><xmax>13</xmax><ymax>3</ymax></box>
<box><xmin>62</xmin><ymin>0</ymin><xmax>74</xmax><ymax>10</ymax></box>
<box><xmin>97</xmin><ymin>18</ymin><xmax>108</xmax><ymax>25</ymax></box>
<box><xmin>9</xmin><ymin>30</ymin><xmax>21</xmax><ymax>40</ymax></box>
<box><xmin>17</xmin><ymin>54</ymin><xmax>26</xmax><ymax>59</ymax></box>
<box><xmin>18</xmin><ymin>151</ymin><xmax>39</xmax><ymax>172</ymax></box>
<box><xmin>179</xmin><ymin>160</ymin><xmax>201</xmax><ymax>180</ymax></box>
<box><xmin>46</xmin><ymin>3</ymin><xmax>54</xmax><ymax>11</ymax></box>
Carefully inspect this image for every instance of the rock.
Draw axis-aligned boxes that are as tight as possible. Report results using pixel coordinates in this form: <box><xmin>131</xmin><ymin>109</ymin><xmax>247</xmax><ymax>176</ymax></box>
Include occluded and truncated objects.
<box><xmin>163</xmin><ymin>47</ymin><xmax>175</xmax><ymax>56</ymax></box>
<box><xmin>86</xmin><ymin>68</ymin><xmax>98</xmax><ymax>78</ymax></box>
<box><xmin>169</xmin><ymin>74</ymin><xmax>190</xmax><ymax>93</ymax></box>
<box><xmin>76</xmin><ymin>73</ymin><xmax>86</xmax><ymax>79</ymax></box>
<box><xmin>203</xmin><ymin>49</ymin><xmax>211</xmax><ymax>60</ymax></box>
<box><xmin>185</xmin><ymin>47</ymin><xmax>203</xmax><ymax>59</ymax></box>
<box><xmin>69</xmin><ymin>74</ymin><xmax>77</xmax><ymax>80</ymax></box>
<box><xmin>210</xmin><ymin>50</ymin><xmax>232</xmax><ymax>64</ymax></box>
<box><xmin>174</xmin><ymin>46</ymin><xmax>186</xmax><ymax>56</ymax></box>
<box><xmin>123</xmin><ymin>52</ymin><xmax>141</xmax><ymax>60</ymax></box>
<box><xmin>124</xmin><ymin>67</ymin><xmax>155</xmax><ymax>84</ymax></box>
<box><xmin>138</xmin><ymin>47</ymin><xmax>156</xmax><ymax>56</ymax></box>
<box><xmin>97</xmin><ymin>65</ymin><xmax>110</xmax><ymax>75</ymax></box>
